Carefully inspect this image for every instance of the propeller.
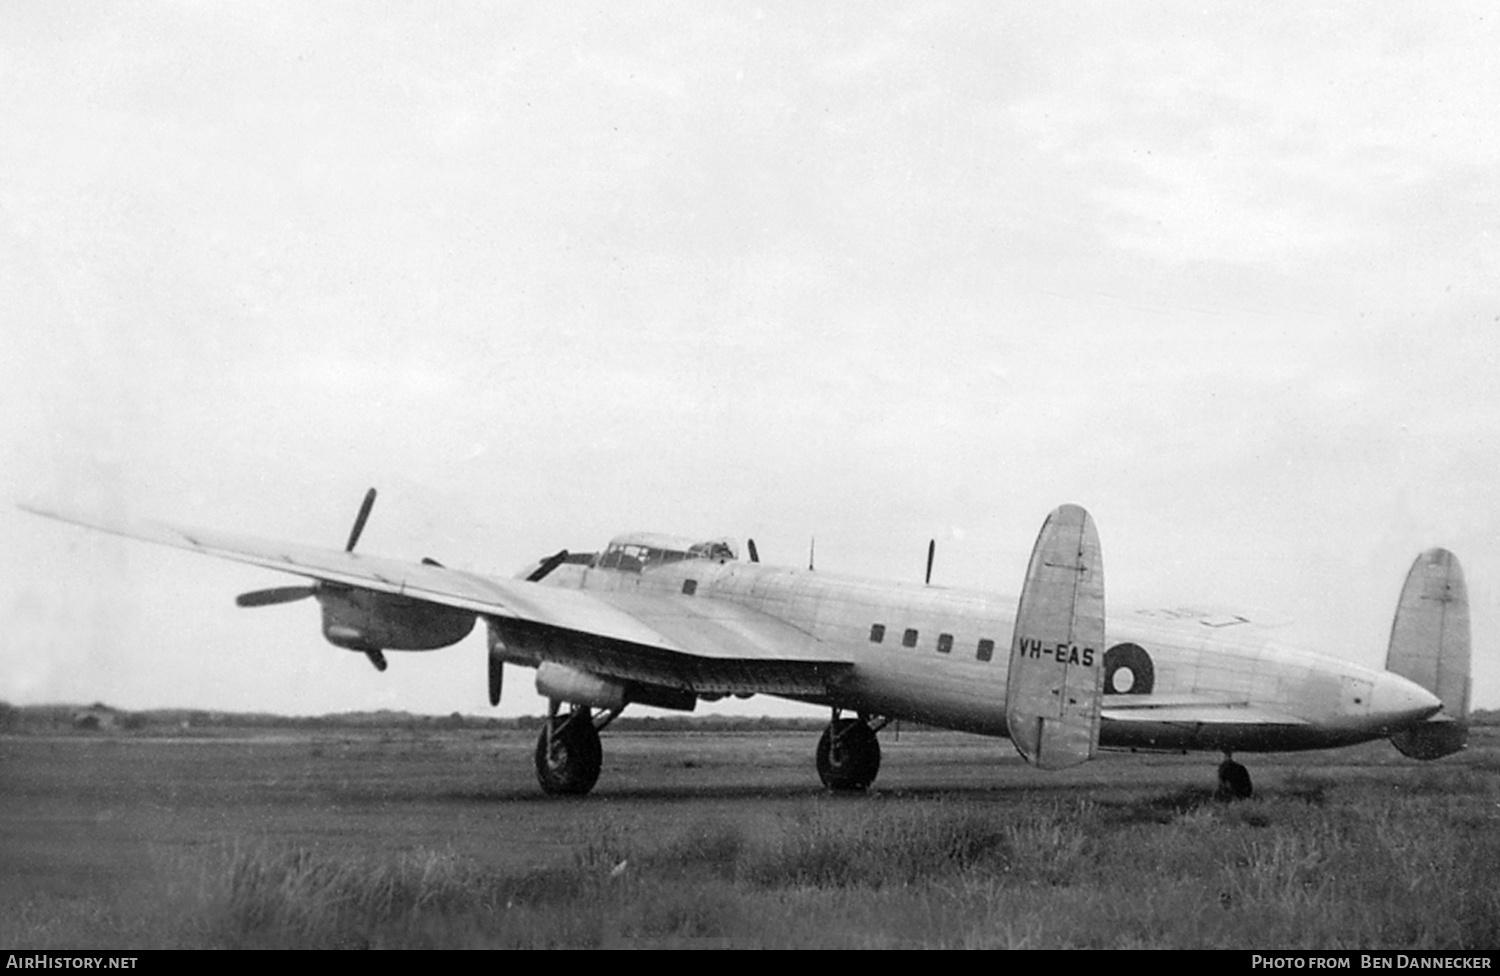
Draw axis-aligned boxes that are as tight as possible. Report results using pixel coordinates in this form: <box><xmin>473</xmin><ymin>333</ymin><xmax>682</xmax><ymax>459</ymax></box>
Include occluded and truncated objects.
<box><xmin>345</xmin><ymin>487</ymin><xmax>377</xmax><ymax>552</ymax></box>
<box><xmin>526</xmin><ymin>549</ymin><xmax>571</xmax><ymax>583</ymax></box>
<box><xmin>235</xmin><ymin>585</ymin><xmax>318</xmax><ymax>608</ymax></box>
<box><xmin>925</xmin><ymin>539</ymin><xmax>936</xmax><ymax>585</ymax></box>
<box><xmin>232</xmin><ymin>488</ymin><xmax>401</xmax><ymax>675</ymax></box>
<box><xmin>747</xmin><ymin>539</ymin><xmax>759</xmax><ymax>563</ymax></box>
<box><xmin>235</xmin><ymin>487</ymin><xmax>378</xmax><ymax>608</ymax></box>
<box><xmin>489</xmin><ymin>652</ymin><xmax>504</xmax><ymax>706</ymax></box>
<box><xmin>497</xmin><ymin>546</ymin><xmax>577</xmax><ymax>700</ymax></box>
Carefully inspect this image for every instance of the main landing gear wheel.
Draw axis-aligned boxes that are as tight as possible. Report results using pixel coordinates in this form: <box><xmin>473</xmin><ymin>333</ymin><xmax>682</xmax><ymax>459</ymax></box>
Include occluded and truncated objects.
<box><xmin>816</xmin><ymin>717</ymin><xmax>881</xmax><ymax>792</ymax></box>
<box><xmin>535</xmin><ymin>708</ymin><xmax>603</xmax><ymax>796</ymax></box>
<box><xmin>1216</xmin><ymin>754</ymin><xmax>1253</xmax><ymax>801</ymax></box>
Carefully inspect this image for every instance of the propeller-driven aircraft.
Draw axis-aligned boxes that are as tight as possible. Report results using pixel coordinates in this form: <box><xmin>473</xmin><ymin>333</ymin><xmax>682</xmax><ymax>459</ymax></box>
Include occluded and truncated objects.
<box><xmin>21</xmin><ymin>492</ymin><xmax>1472</xmax><ymax>799</ymax></box>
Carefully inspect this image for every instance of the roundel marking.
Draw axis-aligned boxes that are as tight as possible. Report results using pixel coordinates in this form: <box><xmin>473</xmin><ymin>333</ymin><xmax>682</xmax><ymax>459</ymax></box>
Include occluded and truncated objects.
<box><xmin>1104</xmin><ymin>642</ymin><xmax>1155</xmax><ymax>696</ymax></box>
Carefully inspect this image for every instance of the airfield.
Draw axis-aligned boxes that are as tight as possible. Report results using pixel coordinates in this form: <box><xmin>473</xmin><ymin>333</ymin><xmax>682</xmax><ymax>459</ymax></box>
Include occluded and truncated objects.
<box><xmin>3</xmin><ymin>713</ymin><xmax>1498</xmax><ymax>949</ymax></box>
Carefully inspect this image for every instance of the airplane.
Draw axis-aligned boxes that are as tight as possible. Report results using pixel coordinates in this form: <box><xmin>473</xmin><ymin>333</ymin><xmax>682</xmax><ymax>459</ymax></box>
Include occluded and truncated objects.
<box><xmin>20</xmin><ymin>491</ymin><xmax>1473</xmax><ymax>800</ymax></box>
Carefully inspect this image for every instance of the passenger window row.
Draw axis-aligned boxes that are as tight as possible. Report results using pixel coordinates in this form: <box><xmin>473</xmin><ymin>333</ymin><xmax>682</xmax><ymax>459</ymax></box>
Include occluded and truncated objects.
<box><xmin>869</xmin><ymin>623</ymin><xmax>995</xmax><ymax>662</ymax></box>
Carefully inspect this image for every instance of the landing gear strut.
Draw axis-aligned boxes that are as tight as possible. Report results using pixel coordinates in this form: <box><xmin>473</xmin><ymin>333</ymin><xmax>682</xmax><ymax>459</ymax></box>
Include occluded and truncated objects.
<box><xmin>816</xmin><ymin>710</ymin><xmax>884</xmax><ymax>792</ymax></box>
<box><xmin>1216</xmin><ymin>752</ymin><xmax>1253</xmax><ymax>800</ymax></box>
<box><xmin>534</xmin><ymin>702</ymin><xmax>608</xmax><ymax>796</ymax></box>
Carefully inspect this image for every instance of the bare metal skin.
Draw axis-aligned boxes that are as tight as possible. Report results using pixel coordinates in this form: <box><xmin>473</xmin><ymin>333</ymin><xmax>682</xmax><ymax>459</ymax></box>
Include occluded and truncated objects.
<box><xmin>22</xmin><ymin>496</ymin><xmax>1466</xmax><ymax>796</ymax></box>
<box><xmin>517</xmin><ymin>539</ymin><xmax>1441</xmax><ymax>752</ymax></box>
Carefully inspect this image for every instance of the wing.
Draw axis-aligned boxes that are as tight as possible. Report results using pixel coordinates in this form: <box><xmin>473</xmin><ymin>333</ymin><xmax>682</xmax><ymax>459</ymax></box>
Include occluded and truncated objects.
<box><xmin>20</xmin><ymin>502</ymin><xmax>853</xmax><ymax>698</ymax></box>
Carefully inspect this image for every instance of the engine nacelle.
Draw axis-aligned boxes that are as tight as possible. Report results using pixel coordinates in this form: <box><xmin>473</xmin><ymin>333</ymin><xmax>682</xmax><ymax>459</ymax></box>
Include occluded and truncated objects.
<box><xmin>318</xmin><ymin>587</ymin><xmax>475</xmax><ymax>651</ymax></box>
<box><xmin>535</xmin><ymin>661</ymin><xmax>696</xmax><ymax>712</ymax></box>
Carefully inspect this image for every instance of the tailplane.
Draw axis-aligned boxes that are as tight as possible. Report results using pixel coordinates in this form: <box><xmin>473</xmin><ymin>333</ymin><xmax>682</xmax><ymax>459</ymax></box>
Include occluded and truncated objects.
<box><xmin>1386</xmin><ymin>548</ymin><xmax>1470</xmax><ymax>760</ymax></box>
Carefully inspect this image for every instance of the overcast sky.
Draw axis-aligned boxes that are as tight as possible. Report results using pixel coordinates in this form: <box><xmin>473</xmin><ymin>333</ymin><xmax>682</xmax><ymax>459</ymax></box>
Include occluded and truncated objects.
<box><xmin>2</xmin><ymin>2</ymin><xmax>1497</xmax><ymax>720</ymax></box>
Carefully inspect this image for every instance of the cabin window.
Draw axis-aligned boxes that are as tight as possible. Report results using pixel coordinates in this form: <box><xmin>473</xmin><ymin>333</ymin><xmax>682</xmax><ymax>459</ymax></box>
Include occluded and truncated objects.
<box><xmin>682</xmin><ymin>579</ymin><xmax>697</xmax><ymax>596</ymax></box>
<box><xmin>869</xmin><ymin>624</ymin><xmax>885</xmax><ymax>643</ymax></box>
<box><xmin>937</xmin><ymin>633</ymin><xmax>953</xmax><ymax>654</ymax></box>
<box><xmin>902</xmin><ymin>628</ymin><xmax>919</xmax><ymax>648</ymax></box>
<box><xmin>976</xmin><ymin>638</ymin><xmax>994</xmax><ymax>662</ymax></box>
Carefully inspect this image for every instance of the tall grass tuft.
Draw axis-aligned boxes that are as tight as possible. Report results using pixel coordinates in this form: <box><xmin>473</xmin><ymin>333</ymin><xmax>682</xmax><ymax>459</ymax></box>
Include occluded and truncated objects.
<box><xmin>207</xmin><ymin>844</ymin><xmax>603</xmax><ymax>948</ymax></box>
<box><xmin>739</xmin><ymin>801</ymin><xmax>1014</xmax><ymax>888</ymax></box>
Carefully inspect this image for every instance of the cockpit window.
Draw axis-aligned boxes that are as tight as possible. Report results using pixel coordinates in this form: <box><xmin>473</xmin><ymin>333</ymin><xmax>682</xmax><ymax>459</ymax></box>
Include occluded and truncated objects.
<box><xmin>688</xmin><ymin>540</ymin><xmax>738</xmax><ymax>562</ymax></box>
<box><xmin>596</xmin><ymin>545</ymin><xmax>650</xmax><ymax>572</ymax></box>
<box><xmin>597</xmin><ymin>535</ymin><xmax>738</xmax><ymax>572</ymax></box>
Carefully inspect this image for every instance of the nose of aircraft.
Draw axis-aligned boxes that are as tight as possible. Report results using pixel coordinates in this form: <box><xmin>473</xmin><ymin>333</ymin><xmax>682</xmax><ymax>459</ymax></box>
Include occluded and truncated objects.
<box><xmin>1369</xmin><ymin>671</ymin><xmax>1443</xmax><ymax>727</ymax></box>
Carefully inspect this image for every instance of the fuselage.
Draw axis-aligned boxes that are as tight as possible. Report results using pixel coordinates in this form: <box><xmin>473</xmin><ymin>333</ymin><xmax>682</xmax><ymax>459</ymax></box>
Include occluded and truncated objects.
<box><xmin>536</xmin><ymin>542</ymin><xmax>1441</xmax><ymax>754</ymax></box>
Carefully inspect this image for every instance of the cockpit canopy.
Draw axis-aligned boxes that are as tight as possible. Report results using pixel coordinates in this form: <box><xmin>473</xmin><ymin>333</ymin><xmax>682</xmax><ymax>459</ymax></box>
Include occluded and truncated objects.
<box><xmin>595</xmin><ymin>532</ymin><xmax>738</xmax><ymax>572</ymax></box>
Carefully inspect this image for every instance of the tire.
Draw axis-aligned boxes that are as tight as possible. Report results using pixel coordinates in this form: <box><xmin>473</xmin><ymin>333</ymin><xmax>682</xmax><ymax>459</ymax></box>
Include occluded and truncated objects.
<box><xmin>816</xmin><ymin>719</ymin><xmax>881</xmax><ymax>792</ymax></box>
<box><xmin>1216</xmin><ymin>758</ymin><xmax>1253</xmax><ymax>801</ymax></box>
<box><xmin>535</xmin><ymin>714</ymin><xmax>603</xmax><ymax>796</ymax></box>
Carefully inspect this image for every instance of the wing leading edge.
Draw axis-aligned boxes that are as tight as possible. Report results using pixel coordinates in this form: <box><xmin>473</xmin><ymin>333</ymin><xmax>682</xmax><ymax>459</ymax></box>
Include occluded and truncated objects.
<box><xmin>21</xmin><ymin>502</ymin><xmax>853</xmax><ymax>698</ymax></box>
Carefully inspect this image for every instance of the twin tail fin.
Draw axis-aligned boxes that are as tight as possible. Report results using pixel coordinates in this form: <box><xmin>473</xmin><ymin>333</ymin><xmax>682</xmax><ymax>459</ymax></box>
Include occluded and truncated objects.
<box><xmin>1386</xmin><ymin>548</ymin><xmax>1471</xmax><ymax>760</ymax></box>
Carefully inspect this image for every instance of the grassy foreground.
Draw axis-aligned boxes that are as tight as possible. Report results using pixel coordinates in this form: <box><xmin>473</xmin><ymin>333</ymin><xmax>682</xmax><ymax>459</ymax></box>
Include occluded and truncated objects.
<box><xmin>8</xmin><ymin>768</ymin><xmax>1498</xmax><ymax>949</ymax></box>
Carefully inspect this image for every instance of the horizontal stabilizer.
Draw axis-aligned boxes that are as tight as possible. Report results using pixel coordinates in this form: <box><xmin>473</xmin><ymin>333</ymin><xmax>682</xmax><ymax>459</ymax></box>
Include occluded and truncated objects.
<box><xmin>1101</xmin><ymin>701</ymin><xmax>1309</xmax><ymax>726</ymax></box>
<box><xmin>1391</xmin><ymin>721</ymin><xmax>1466</xmax><ymax>761</ymax></box>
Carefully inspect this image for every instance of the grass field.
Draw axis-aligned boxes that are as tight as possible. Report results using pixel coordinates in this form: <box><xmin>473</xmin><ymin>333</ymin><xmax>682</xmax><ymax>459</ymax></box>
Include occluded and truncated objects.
<box><xmin>2</xmin><ymin>723</ymin><xmax>1498</xmax><ymax>948</ymax></box>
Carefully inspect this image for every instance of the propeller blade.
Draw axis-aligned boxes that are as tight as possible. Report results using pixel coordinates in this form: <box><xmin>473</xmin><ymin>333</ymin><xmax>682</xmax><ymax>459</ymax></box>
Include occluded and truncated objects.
<box><xmin>422</xmin><ymin>557</ymin><xmax>444</xmax><ymax>567</ymax></box>
<box><xmin>747</xmin><ymin>539</ymin><xmax>759</xmax><ymax>563</ymax></box>
<box><xmin>925</xmin><ymin>539</ymin><xmax>936</xmax><ymax>585</ymax></box>
<box><xmin>489</xmin><ymin>652</ymin><xmax>504</xmax><ymax>706</ymax></box>
<box><xmin>345</xmin><ymin>488</ymin><xmax>377</xmax><ymax>552</ymax></box>
<box><xmin>526</xmin><ymin>549</ymin><xmax>570</xmax><ymax>583</ymax></box>
<box><xmin>364</xmin><ymin>649</ymin><xmax>388</xmax><ymax>672</ymax></box>
<box><xmin>235</xmin><ymin>585</ymin><xmax>318</xmax><ymax>608</ymax></box>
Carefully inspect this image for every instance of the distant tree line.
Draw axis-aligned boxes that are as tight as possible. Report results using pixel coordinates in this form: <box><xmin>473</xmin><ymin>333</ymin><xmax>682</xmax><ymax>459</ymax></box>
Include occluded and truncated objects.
<box><xmin>0</xmin><ymin>701</ymin><xmax>835</xmax><ymax>734</ymax></box>
<box><xmin>2</xmin><ymin>701</ymin><xmax>1496</xmax><ymax>735</ymax></box>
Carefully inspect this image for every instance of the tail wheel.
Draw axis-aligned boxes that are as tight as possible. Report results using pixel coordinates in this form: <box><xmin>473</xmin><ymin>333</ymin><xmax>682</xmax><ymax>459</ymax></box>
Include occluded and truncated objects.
<box><xmin>1216</xmin><ymin>757</ymin><xmax>1253</xmax><ymax>800</ymax></box>
<box><xmin>535</xmin><ymin>712</ymin><xmax>603</xmax><ymax>796</ymax></box>
<box><xmin>816</xmin><ymin>718</ymin><xmax>881</xmax><ymax>792</ymax></box>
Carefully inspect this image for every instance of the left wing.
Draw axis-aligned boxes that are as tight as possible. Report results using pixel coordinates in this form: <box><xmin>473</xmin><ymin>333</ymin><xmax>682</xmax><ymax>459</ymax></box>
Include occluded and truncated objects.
<box><xmin>21</xmin><ymin>502</ymin><xmax>854</xmax><ymax>697</ymax></box>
